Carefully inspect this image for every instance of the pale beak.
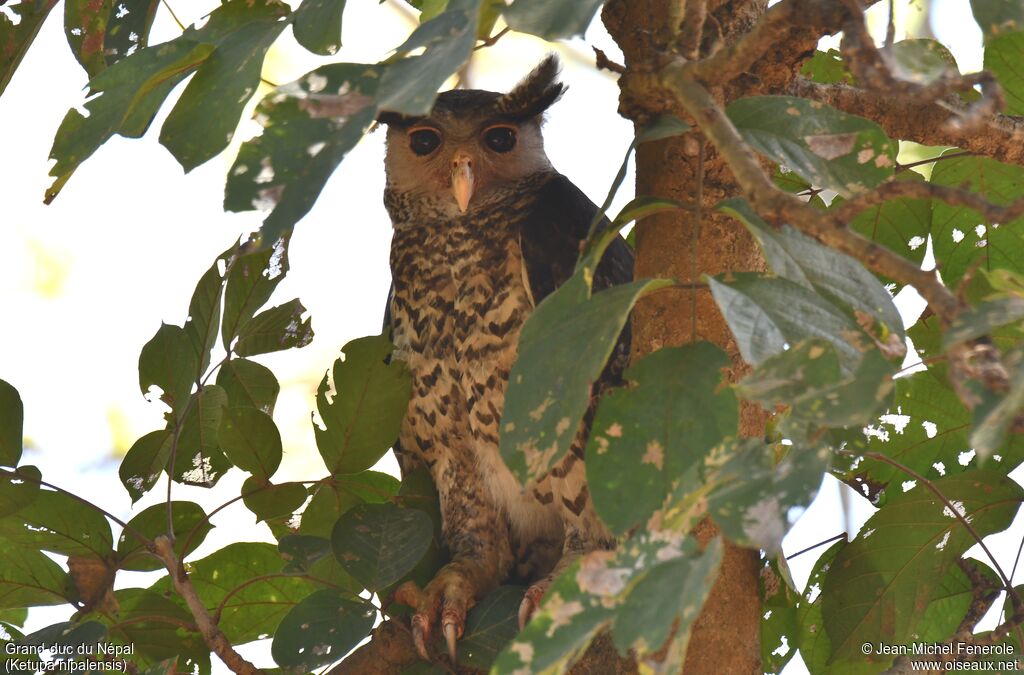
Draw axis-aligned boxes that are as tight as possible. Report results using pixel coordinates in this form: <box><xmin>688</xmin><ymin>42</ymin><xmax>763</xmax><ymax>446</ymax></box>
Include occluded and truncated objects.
<box><xmin>451</xmin><ymin>152</ymin><xmax>474</xmax><ymax>213</ymax></box>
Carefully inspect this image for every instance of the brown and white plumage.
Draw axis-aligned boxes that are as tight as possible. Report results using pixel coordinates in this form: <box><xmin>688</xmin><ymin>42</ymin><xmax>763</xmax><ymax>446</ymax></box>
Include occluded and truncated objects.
<box><xmin>379</xmin><ymin>55</ymin><xmax>633</xmax><ymax>662</ymax></box>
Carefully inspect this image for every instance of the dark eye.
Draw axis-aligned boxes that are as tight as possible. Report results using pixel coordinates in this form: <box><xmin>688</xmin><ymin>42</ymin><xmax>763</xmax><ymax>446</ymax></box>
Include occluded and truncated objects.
<box><xmin>483</xmin><ymin>126</ymin><xmax>517</xmax><ymax>153</ymax></box>
<box><xmin>409</xmin><ymin>128</ymin><xmax>441</xmax><ymax>156</ymax></box>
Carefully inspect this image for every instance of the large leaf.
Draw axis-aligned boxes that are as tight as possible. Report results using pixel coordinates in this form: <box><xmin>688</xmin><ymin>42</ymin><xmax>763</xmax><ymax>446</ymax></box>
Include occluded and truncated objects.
<box><xmin>822</xmin><ymin>471</ymin><xmax>1023</xmax><ymax>661</ymax></box>
<box><xmin>271</xmin><ymin>589</ymin><xmax>375</xmax><ymax>669</ymax></box>
<box><xmin>119</xmin><ymin>430</ymin><xmax>172</xmax><ymax>502</ymax></box>
<box><xmin>930</xmin><ymin>153</ymin><xmax>1024</xmax><ymax>286</ymax></box>
<box><xmin>722</xmin><ymin>198</ymin><xmax>905</xmax><ymax>341</ymax></box>
<box><xmin>159</xmin><ymin>0</ymin><xmax>290</xmax><ymax>171</ymax></box>
<box><xmin>293</xmin><ymin>0</ymin><xmax>346</xmax><ymax>55</ymax></box>
<box><xmin>46</xmin><ymin>39</ymin><xmax>214</xmax><ymax>202</ymax></box>
<box><xmin>64</xmin><ymin>0</ymin><xmax>115</xmax><ymax>77</ymax></box>
<box><xmin>0</xmin><ymin>0</ymin><xmax>59</xmax><ymax>98</ymax></box>
<box><xmin>331</xmin><ymin>502</ymin><xmax>432</xmax><ymax>591</ymax></box>
<box><xmin>234</xmin><ymin>298</ymin><xmax>314</xmax><ymax>357</ymax></box>
<box><xmin>172</xmin><ymin>386</ymin><xmax>232</xmax><ymax>488</ymax></box>
<box><xmin>971</xmin><ymin>0</ymin><xmax>1024</xmax><ymax>38</ymax></box>
<box><xmin>0</xmin><ymin>466</ymin><xmax>40</xmax><ymax>517</ymax></box>
<box><xmin>377</xmin><ymin>0</ymin><xmax>481</xmax><ymax>116</ymax></box>
<box><xmin>844</xmin><ymin>171</ymin><xmax>931</xmax><ymax>280</ymax></box>
<box><xmin>501</xmin><ymin>0</ymin><xmax>603</xmax><ymax>39</ymax></box>
<box><xmin>586</xmin><ymin>343</ymin><xmax>737</xmax><ymax>535</ymax></box>
<box><xmin>0</xmin><ymin>489</ymin><xmax>113</xmax><ymax>558</ymax></box>
<box><xmin>314</xmin><ymin>335</ymin><xmax>411</xmax><ymax>475</ymax></box>
<box><xmin>224</xmin><ymin>63</ymin><xmax>384</xmax><ymax>244</ymax></box>
<box><xmin>218</xmin><ymin>406</ymin><xmax>282</xmax><ymax>479</ymax></box>
<box><xmin>707</xmin><ymin>273</ymin><xmax>865</xmax><ymax>373</ymax></box>
<box><xmin>241</xmin><ymin>476</ymin><xmax>307</xmax><ymax>523</ymax></box>
<box><xmin>727</xmin><ymin>96</ymin><xmax>895</xmax><ymax>197</ymax></box>
<box><xmin>0</xmin><ymin>547</ymin><xmax>75</xmax><ymax>609</ymax></box>
<box><xmin>216</xmin><ymin>358</ymin><xmax>280</xmax><ymax>414</ymax></box>
<box><xmin>0</xmin><ymin>379</ymin><xmax>23</xmax><ymax>467</ymax></box>
<box><xmin>138</xmin><ymin>323</ymin><xmax>199</xmax><ymax>417</ymax></box>
<box><xmin>116</xmin><ymin>501</ymin><xmax>212</xmax><ymax>572</ymax></box>
<box><xmin>221</xmin><ymin>240</ymin><xmax>288</xmax><ymax>349</ymax></box>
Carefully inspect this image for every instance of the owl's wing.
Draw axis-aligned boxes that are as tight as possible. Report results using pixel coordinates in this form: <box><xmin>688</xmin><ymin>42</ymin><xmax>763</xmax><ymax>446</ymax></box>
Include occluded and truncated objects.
<box><xmin>518</xmin><ymin>172</ymin><xmax>635</xmax><ymax>303</ymax></box>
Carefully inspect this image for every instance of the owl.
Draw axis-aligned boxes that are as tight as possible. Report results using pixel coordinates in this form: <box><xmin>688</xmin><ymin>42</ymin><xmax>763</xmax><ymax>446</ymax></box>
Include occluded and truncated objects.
<box><xmin>379</xmin><ymin>55</ymin><xmax>634</xmax><ymax>662</ymax></box>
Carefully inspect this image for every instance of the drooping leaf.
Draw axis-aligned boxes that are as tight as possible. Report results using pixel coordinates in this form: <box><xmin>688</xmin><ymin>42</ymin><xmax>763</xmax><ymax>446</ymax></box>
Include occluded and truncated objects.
<box><xmin>102</xmin><ymin>0</ymin><xmax>160</xmax><ymax>69</ymax></box>
<box><xmin>271</xmin><ymin>589</ymin><xmax>376</xmax><ymax>669</ymax></box>
<box><xmin>115</xmin><ymin>501</ymin><xmax>212</xmax><ymax>572</ymax></box>
<box><xmin>0</xmin><ymin>489</ymin><xmax>113</xmax><ymax>558</ymax></box>
<box><xmin>376</xmin><ymin>0</ymin><xmax>481</xmax><ymax>116</ymax></box>
<box><xmin>314</xmin><ymin>334</ymin><xmax>411</xmax><ymax>475</ymax></box>
<box><xmin>218</xmin><ymin>406</ymin><xmax>282</xmax><ymax>480</ymax></box>
<box><xmin>119</xmin><ymin>430</ymin><xmax>172</xmax><ymax>502</ymax></box>
<box><xmin>587</xmin><ymin>343</ymin><xmax>738</xmax><ymax>535</ymax></box>
<box><xmin>721</xmin><ymin>198</ymin><xmax>905</xmax><ymax>341</ymax></box>
<box><xmin>727</xmin><ymin>96</ymin><xmax>895</xmax><ymax>197</ymax></box>
<box><xmin>183</xmin><ymin>255</ymin><xmax>227</xmax><ymax>375</ymax></box>
<box><xmin>216</xmin><ymin>358</ymin><xmax>280</xmax><ymax>414</ymax></box>
<box><xmin>0</xmin><ymin>0</ymin><xmax>59</xmax><ymax>98</ymax></box>
<box><xmin>293</xmin><ymin>0</ymin><xmax>346</xmax><ymax>55</ymax></box>
<box><xmin>930</xmin><ymin>152</ymin><xmax>1024</xmax><ymax>286</ymax></box>
<box><xmin>822</xmin><ymin>471</ymin><xmax>1023</xmax><ymax>661</ymax></box>
<box><xmin>0</xmin><ymin>547</ymin><xmax>75</xmax><ymax>610</ymax></box>
<box><xmin>138</xmin><ymin>323</ymin><xmax>199</xmax><ymax>416</ymax></box>
<box><xmin>501</xmin><ymin>0</ymin><xmax>603</xmax><ymax>39</ymax></box>
<box><xmin>172</xmin><ymin>386</ymin><xmax>231</xmax><ymax>488</ymax></box>
<box><xmin>707</xmin><ymin>273</ymin><xmax>865</xmax><ymax>373</ymax></box>
<box><xmin>0</xmin><ymin>379</ymin><xmax>23</xmax><ymax>467</ymax></box>
<box><xmin>0</xmin><ymin>466</ymin><xmax>40</xmax><ymax>517</ymax></box>
<box><xmin>159</xmin><ymin>0</ymin><xmax>290</xmax><ymax>171</ymax></box>
<box><xmin>971</xmin><ymin>0</ymin><xmax>1024</xmax><ymax>38</ymax></box>
<box><xmin>234</xmin><ymin>298</ymin><xmax>314</xmax><ymax>357</ymax></box>
<box><xmin>46</xmin><ymin>39</ymin><xmax>215</xmax><ymax>202</ymax></box>
<box><xmin>241</xmin><ymin>475</ymin><xmax>307</xmax><ymax>522</ymax></box>
<box><xmin>224</xmin><ymin>63</ymin><xmax>384</xmax><ymax>244</ymax></box>
<box><xmin>221</xmin><ymin>240</ymin><xmax>288</xmax><ymax>349</ymax></box>
<box><xmin>331</xmin><ymin>503</ymin><xmax>433</xmax><ymax>591</ymax></box>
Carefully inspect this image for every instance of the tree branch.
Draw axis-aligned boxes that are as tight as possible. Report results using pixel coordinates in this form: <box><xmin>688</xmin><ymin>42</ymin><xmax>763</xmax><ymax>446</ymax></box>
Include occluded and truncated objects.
<box><xmin>153</xmin><ymin>535</ymin><xmax>263</xmax><ymax>675</ymax></box>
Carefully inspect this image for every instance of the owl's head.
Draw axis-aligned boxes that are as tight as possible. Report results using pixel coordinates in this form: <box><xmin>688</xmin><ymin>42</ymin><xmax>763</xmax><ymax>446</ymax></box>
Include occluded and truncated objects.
<box><xmin>379</xmin><ymin>55</ymin><xmax>565</xmax><ymax>218</ymax></box>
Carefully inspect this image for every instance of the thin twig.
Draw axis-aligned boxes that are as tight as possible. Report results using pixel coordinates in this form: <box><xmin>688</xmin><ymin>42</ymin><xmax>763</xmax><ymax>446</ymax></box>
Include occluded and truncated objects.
<box><xmin>160</xmin><ymin>0</ymin><xmax>185</xmax><ymax>31</ymax></box>
<box><xmin>594</xmin><ymin>47</ymin><xmax>626</xmax><ymax>75</ymax></box>
<box><xmin>897</xmin><ymin>151</ymin><xmax>974</xmax><ymax>173</ymax></box>
<box><xmin>474</xmin><ymin>25</ymin><xmax>511</xmax><ymax>50</ymax></box>
<box><xmin>786</xmin><ymin>532</ymin><xmax>847</xmax><ymax>560</ymax></box>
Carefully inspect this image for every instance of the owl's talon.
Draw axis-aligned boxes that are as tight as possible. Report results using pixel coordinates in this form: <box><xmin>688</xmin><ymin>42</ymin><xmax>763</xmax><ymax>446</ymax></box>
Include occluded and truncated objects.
<box><xmin>443</xmin><ymin>621</ymin><xmax>458</xmax><ymax>662</ymax></box>
<box><xmin>518</xmin><ymin>581</ymin><xmax>550</xmax><ymax>629</ymax></box>
<box><xmin>411</xmin><ymin>614</ymin><xmax>432</xmax><ymax>662</ymax></box>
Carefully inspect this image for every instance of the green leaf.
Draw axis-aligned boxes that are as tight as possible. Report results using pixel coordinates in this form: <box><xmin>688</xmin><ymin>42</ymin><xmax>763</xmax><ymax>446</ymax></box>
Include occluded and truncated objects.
<box><xmin>138</xmin><ymin>323</ymin><xmax>198</xmax><ymax>416</ymax></box>
<box><xmin>0</xmin><ymin>0</ymin><xmax>59</xmax><ymax>98</ymax></box>
<box><xmin>105</xmin><ymin>588</ymin><xmax>206</xmax><ymax>666</ymax></box>
<box><xmin>102</xmin><ymin>0</ymin><xmax>160</xmax><ymax>70</ymax></box>
<box><xmin>299</xmin><ymin>471</ymin><xmax>401</xmax><ymax>538</ymax></box>
<box><xmin>19</xmin><ymin>621</ymin><xmax>108</xmax><ymax>658</ymax></box>
<box><xmin>971</xmin><ymin>0</ymin><xmax>1024</xmax><ymax>38</ymax></box>
<box><xmin>587</xmin><ymin>344</ymin><xmax>737</xmax><ymax>535</ymax></box>
<box><xmin>314</xmin><ymin>335</ymin><xmax>412</xmax><ymax>475</ymax></box>
<box><xmin>501</xmin><ymin>261</ymin><xmax>671</xmax><ymax>484</ymax></box>
<box><xmin>707</xmin><ymin>273</ymin><xmax>865</xmax><ymax>373</ymax></box>
<box><xmin>0</xmin><ymin>547</ymin><xmax>75</xmax><ymax>609</ymax></box>
<box><xmin>234</xmin><ymin>298</ymin><xmax>314</xmax><ymax>357</ymax></box>
<box><xmin>272</xmin><ymin>589</ymin><xmax>376</xmax><ymax>669</ymax></box>
<box><xmin>119</xmin><ymin>430</ymin><xmax>172</xmax><ymax>502</ymax></box>
<box><xmin>891</xmin><ymin>39</ymin><xmax>960</xmax><ymax>85</ymax></box>
<box><xmin>279</xmin><ymin>534</ymin><xmax>332</xmax><ymax>573</ymax></box>
<box><xmin>0</xmin><ymin>489</ymin><xmax>113</xmax><ymax>558</ymax></box>
<box><xmin>844</xmin><ymin>170</ymin><xmax>931</xmax><ymax>280</ymax></box>
<box><xmin>159</xmin><ymin>0</ymin><xmax>290</xmax><ymax>171</ymax></box>
<box><xmin>151</xmin><ymin>542</ymin><xmax>318</xmax><ymax>645</ymax></box>
<box><xmin>293</xmin><ymin>0</ymin><xmax>346</xmax><ymax>55</ymax></box>
<box><xmin>823</xmin><ymin>471</ymin><xmax>1023</xmax><ymax>661</ymax></box>
<box><xmin>0</xmin><ymin>466</ymin><xmax>40</xmax><ymax>517</ymax></box>
<box><xmin>184</xmin><ymin>255</ymin><xmax>226</xmax><ymax>375</ymax></box>
<box><xmin>331</xmin><ymin>502</ymin><xmax>432</xmax><ymax>591</ymax></box>
<box><xmin>800</xmin><ymin>49</ymin><xmax>853</xmax><ymax>85</ymax></box>
<box><xmin>0</xmin><ymin>608</ymin><xmax>27</xmax><ymax>628</ymax></box>
<box><xmin>761</xmin><ymin>556</ymin><xmax>799</xmax><ymax>674</ymax></box>
<box><xmin>987</xmin><ymin>31</ymin><xmax>1024</xmax><ymax>113</ymax></box>
<box><xmin>46</xmin><ymin>39</ymin><xmax>214</xmax><ymax>202</ymax></box>
<box><xmin>219</xmin><ymin>406</ymin><xmax>282</xmax><ymax>479</ymax></box>
<box><xmin>173</xmin><ymin>386</ymin><xmax>231</xmax><ymax>488</ymax></box>
<box><xmin>0</xmin><ymin>379</ymin><xmax>23</xmax><ymax>467</ymax></box>
<box><xmin>501</xmin><ymin>0</ymin><xmax>603</xmax><ymax>39</ymax></box>
<box><xmin>241</xmin><ymin>475</ymin><xmax>307</xmax><ymax>522</ymax></box>
<box><xmin>221</xmin><ymin>241</ymin><xmax>288</xmax><ymax>349</ymax></box>
<box><xmin>116</xmin><ymin>501</ymin><xmax>211</xmax><ymax>572</ymax></box>
<box><xmin>707</xmin><ymin>439</ymin><xmax>830</xmax><ymax>552</ymax></box>
<box><xmin>216</xmin><ymin>358</ymin><xmax>280</xmax><ymax>414</ymax></box>
<box><xmin>944</xmin><ymin>295</ymin><xmax>1024</xmax><ymax>347</ymax></box>
<box><xmin>377</xmin><ymin>0</ymin><xmax>481</xmax><ymax>116</ymax></box>
<box><xmin>726</xmin><ymin>96</ymin><xmax>895</xmax><ymax>197</ymax></box>
<box><xmin>737</xmin><ymin>339</ymin><xmax>842</xmax><ymax>405</ymax></box>
<box><xmin>931</xmin><ymin>153</ymin><xmax>1024</xmax><ymax>287</ymax></box>
<box><xmin>444</xmin><ymin>586</ymin><xmax>522</xmax><ymax>669</ymax></box>
<box><xmin>64</xmin><ymin>0</ymin><xmax>116</xmax><ymax>77</ymax></box>
<box><xmin>721</xmin><ymin>198</ymin><xmax>905</xmax><ymax>341</ymax></box>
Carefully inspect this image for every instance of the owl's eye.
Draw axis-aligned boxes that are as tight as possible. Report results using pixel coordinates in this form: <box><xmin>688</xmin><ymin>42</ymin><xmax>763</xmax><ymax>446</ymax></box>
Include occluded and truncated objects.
<box><xmin>483</xmin><ymin>125</ymin><xmax>517</xmax><ymax>153</ymax></box>
<box><xmin>409</xmin><ymin>128</ymin><xmax>442</xmax><ymax>156</ymax></box>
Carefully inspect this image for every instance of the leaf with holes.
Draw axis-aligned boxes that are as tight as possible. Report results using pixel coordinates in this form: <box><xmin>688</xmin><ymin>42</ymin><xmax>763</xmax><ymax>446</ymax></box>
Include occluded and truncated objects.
<box><xmin>172</xmin><ymin>386</ymin><xmax>231</xmax><ymax>488</ymax></box>
<box><xmin>271</xmin><ymin>589</ymin><xmax>376</xmax><ymax>669</ymax></box>
<box><xmin>0</xmin><ymin>489</ymin><xmax>113</xmax><ymax>558</ymax></box>
<box><xmin>102</xmin><ymin>0</ymin><xmax>160</xmax><ymax>70</ymax></box>
<box><xmin>64</xmin><ymin>0</ymin><xmax>115</xmax><ymax>77</ymax></box>
<box><xmin>0</xmin><ymin>466</ymin><xmax>39</xmax><ymax>517</ymax></box>
<box><xmin>234</xmin><ymin>298</ymin><xmax>313</xmax><ymax>357</ymax></box>
<box><xmin>823</xmin><ymin>471</ymin><xmax>1023</xmax><ymax>662</ymax></box>
<box><xmin>587</xmin><ymin>343</ymin><xmax>737</xmax><ymax>535</ymax></box>
<box><xmin>331</xmin><ymin>503</ymin><xmax>432</xmax><ymax>591</ymax></box>
<box><xmin>221</xmin><ymin>241</ymin><xmax>288</xmax><ymax>349</ymax></box>
<box><xmin>727</xmin><ymin>96</ymin><xmax>895</xmax><ymax>197</ymax></box>
<box><xmin>138</xmin><ymin>323</ymin><xmax>198</xmax><ymax>417</ymax></box>
<box><xmin>293</xmin><ymin>0</ymin><xmax>346</xmax><ymax>55</ymax></box>
<box><xmin>119</xmin><ymin>430</ymin><xmax>172</xmax><ymax>502</ymax></box>
<box><xmin>1</xmin><ymin>1</ymin><xmax>60</xmax><ymax>98</ymax></box>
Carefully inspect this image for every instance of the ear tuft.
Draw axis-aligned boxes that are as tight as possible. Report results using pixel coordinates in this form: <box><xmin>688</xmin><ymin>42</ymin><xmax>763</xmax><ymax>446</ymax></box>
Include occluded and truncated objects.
<box><xmin>495</xmin><ymin>54</ymin><xmax>565</xmax><ymax>120</ymax></box>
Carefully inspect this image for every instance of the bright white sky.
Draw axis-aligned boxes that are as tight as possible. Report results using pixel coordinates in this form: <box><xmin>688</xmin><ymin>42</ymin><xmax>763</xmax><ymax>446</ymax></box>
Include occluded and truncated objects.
<box><xmin>0</xmin><ymin>0</ymin><xmax>1010</xmax><ymax>673</ymax></box>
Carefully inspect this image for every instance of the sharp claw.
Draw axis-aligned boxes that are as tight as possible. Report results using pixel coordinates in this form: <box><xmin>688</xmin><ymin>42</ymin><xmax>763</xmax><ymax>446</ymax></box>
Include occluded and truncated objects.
<box><xmin>412</xmin><ymin>616</ymin><xmax>431</xmax><ymax>662</ymax></box>
<box><xmin>443</xmin><ymin>622</ymin><xmax>458</xmax><ymax>663</ymax></box>
<box><xmin>518</xmin><ymin>598</ymin><xmax>534</xmax><ymax>630</ymax></box>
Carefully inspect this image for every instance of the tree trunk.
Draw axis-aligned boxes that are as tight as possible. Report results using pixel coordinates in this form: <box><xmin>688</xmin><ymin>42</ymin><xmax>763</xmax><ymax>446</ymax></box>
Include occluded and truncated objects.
<box><xmin>604</xmin><ymin>1</ymin><xmax>772</xmax><ymax>672</ymax></box>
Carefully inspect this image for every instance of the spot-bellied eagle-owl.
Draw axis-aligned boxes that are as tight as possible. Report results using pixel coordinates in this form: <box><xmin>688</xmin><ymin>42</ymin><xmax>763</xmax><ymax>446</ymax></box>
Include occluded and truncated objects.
<box><xmin>379</xmin><ymin>55</ymin><xmax>633</xmax><ymax>662</ymax></box>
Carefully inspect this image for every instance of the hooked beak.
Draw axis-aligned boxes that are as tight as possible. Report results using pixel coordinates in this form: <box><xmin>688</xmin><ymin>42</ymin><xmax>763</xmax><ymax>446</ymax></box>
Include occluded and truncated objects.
<box><xmin>451</xmin><ymin>152</ymin><xmax>474</xmax><ymax>213</ymax></box>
